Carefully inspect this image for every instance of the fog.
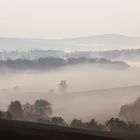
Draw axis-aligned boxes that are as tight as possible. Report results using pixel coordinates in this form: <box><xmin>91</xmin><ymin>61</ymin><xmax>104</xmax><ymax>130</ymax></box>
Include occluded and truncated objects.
<box><xmin>0</xmin><ymin>64</ymin><xmax>140</xmax><ymax>123</ymax></box>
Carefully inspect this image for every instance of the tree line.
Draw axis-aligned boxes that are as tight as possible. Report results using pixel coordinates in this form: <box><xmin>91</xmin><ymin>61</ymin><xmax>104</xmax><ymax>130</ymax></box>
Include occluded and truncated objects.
<box><xmin>0</xmin><ymin>57</ymin><xmax>130</xmax><ymax>71</ymax></box>
<box><xmin>0</xmin><ymin>98</ymin><xmax>140</xmax><ymax>132</ymax></box>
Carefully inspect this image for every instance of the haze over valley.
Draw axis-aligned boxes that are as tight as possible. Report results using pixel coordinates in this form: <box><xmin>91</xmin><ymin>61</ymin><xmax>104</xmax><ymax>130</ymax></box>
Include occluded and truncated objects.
<box><xmin>0</xmin><ymin>60</ymin><xmax>140</xmax><ymax>122</ymax></box>
<box><xmin>0</xmin><ymin>33</ymin><xmax>140</xmax><ymax>124</ymax></box>
<box><xmin>2</xmin><ymin>1</ymin><xmax>140</xmax><ymax>138</ymax></box>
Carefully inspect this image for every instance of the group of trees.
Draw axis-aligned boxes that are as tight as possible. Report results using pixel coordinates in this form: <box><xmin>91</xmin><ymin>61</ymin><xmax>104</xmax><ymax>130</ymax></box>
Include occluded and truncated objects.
<box><xmin>0</xmin><ymin>99</ymin><xmax>52</xmax><ymax>121</ymax></box>
<box><xmin>70</xmin><ymin>119</ymin><xmax>104</xmax><ymax>131</ymax></box>
<box><xmin>1</xmin><ymin>49</ymin><xmax>140</xmax><ymax>61</ymax></box>
<box><xmin>70</xmin><ymin>118</ymin><xmax>140</xmax><ymax>132</ymax></box>
<box><xmin>105</xmin><ymin>118</ymin><xmax>139</xmax><ymax>132</ymax></box>
<box><xmin>0</xmin><ymin>99</ymin><xmax>140</xmax><ymax>132</ymax></box>
<box><xmin>0</xmin><ymin>57</ymin><xmax>129</xmax><ymax>71</ymax></box>
<box><xmin>119</xmin><ymin>97</ymin><xmax>140</xmax><ymax>122</ymax></box>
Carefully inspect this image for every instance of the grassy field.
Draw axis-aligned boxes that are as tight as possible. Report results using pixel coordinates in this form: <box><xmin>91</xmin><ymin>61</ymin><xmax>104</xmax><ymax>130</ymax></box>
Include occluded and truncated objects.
<box><xmin>0</xmin><ymin>119</ymin><xmax>122</xmax><ymax>140</ymax></box>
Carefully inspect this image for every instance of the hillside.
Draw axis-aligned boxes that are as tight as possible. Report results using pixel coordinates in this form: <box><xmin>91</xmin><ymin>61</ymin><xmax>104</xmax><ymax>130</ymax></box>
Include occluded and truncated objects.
<box><xmin>0</xmin><ymin>34</ymin><xmax>140</xmax><ymax>51</ymax></box>
<box><xmin>0</xmin><ymin>119</ymin><xmax>120</xmax><ymax>140</ymax></box>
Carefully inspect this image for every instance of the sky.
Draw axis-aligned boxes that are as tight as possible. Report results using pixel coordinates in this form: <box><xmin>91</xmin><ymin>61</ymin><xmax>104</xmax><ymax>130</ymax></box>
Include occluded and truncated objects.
<box><xmin>0</xmin><ymin>0</ymin><xmax>140</xmax><ymax>39</ymax></box>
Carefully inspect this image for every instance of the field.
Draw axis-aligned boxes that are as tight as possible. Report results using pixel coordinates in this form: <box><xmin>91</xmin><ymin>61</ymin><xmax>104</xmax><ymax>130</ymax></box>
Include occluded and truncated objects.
<box><xmin>0</xmin><ymin>119</ymin><xmax>121</xmax><ymax>140</ymax></box>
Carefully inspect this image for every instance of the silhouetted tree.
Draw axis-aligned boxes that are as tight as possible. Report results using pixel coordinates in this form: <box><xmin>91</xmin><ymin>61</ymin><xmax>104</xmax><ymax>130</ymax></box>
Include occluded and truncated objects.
<box><xmin>51</xmin><ymin>117</ymin><xmax>66</xmax><ymax>126</ymax></box>
<box><xmin>85</xmin><ymin>119</ymin><xmax>104</xmax><ymax>130</ymax></box>
<box><xmin>105</xmin><ymin>118</ymin><xmax>127</xmax><ymax>131</ymax></box>
<box><xmin>23</xmin><ymin>102</ymin><xmax>34</xmax><ymax>121</ymax></box>
<box><xmin>127</xmin><ymin>121</ymin><xmax>140</xmax><ymax>131</ymax></box>
<box><xmin>33</xmin><ymin>99</ymin><xmax>52</xmax><ymax>120</ymax></box>
<box><xmin>86</xmin><ymin>119</ymin><xmax>97</xmax><ymax>128</ymax></box>
<box><xmin>8</xmin><ymin>101</ymin><xmax>24</xmax><ymax>120</ymax></box>
<box><xmin>119</xmin><ymin>98</ymin><xmax>140</xmax><ymax>122</ymax></box>
<box><xmin>71</xmin><ymin>119</ymin><xmax>84</xmax><ymax>128</ymax></box>
<box><xmin>0</xmin><ymin>110</ymin><xmax>4</xmax><ymax>119</ymax></box>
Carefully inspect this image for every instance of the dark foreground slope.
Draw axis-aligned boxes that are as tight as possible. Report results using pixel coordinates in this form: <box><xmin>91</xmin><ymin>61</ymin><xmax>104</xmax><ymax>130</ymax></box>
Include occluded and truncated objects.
<box><xmin>0</xmin><ymin>119</ymin><xmax>120</xmax><ymax>140</ymax></box>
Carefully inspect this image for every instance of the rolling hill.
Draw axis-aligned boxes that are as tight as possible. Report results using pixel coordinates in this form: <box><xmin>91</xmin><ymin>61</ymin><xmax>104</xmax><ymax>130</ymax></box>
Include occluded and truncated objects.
<box><xmin>0</xmin><ymin>119</ymin><xmax>122</xmax><ymax>140</ymax></box>
<box><xmin>0</xmin><ymin>34</ymin><xmax>140</xmax><ymax>51</ymax></box>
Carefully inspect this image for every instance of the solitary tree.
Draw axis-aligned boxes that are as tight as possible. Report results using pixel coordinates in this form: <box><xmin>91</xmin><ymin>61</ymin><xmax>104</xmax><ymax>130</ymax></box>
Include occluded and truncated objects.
<box><xmin>59</xmin><ymin>80</ymin><xmax>67</xmax><ymax>92</ymax></box>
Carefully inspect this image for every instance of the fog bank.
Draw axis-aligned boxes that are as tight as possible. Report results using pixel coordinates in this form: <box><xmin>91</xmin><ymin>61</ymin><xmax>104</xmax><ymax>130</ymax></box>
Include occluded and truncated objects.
<box><xmin>0</xmin><ymin>64</ymin><xmax>140</xmax><ymax>122</ymax></box>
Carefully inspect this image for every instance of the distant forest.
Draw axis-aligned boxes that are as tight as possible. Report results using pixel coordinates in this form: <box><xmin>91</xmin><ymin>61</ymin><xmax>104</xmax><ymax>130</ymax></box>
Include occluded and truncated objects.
<box><xmin>0</xmin><ymin>57</ymin><xmax>130</xmax><ymax>71</ymax></box>
<box><xmin>0</xmin><ymin>49</ymin><xmax>140</xmax><ymax>60</ymax></box>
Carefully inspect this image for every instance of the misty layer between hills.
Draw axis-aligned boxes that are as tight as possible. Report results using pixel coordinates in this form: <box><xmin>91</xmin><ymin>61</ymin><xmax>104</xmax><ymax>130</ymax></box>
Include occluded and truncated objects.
<box><xmin>0</xmin><ymin>64</ymin><xmax>140</xmax><ymax>123</ymax></box>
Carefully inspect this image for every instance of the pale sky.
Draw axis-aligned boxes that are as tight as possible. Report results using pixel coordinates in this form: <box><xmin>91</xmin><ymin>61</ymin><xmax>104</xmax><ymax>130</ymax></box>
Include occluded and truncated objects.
<box><xmin>0</xmin><ymin>0</ymin><xmax>140</xmax><ymax>39</ymax></box>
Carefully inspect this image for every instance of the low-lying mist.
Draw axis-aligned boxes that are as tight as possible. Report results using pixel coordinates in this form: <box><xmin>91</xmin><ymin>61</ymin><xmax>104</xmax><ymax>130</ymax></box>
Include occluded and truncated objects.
<box><xmin>0</xmin><ymin>63</ymin><xmax>140</xmax><ymax>123</ymax></box>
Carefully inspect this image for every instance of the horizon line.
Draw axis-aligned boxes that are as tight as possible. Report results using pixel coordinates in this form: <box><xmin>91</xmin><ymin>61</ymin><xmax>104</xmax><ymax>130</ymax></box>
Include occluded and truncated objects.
<box><xmin>0</xmin><ymin>33</ymin><xmax>139</xmax><ymax>40</ymax></box>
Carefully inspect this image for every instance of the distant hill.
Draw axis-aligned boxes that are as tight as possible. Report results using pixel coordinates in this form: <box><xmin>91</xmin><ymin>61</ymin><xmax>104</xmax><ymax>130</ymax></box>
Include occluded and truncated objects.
<box><xmin>0</xmin><ymin>34</ymin><xmax>140</xmax><ymax>51</ymax></box>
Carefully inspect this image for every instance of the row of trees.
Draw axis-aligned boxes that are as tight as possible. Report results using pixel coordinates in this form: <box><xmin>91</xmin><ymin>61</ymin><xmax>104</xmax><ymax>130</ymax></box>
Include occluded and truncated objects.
<box><xmin>0</xmin><ymin>99</ymin><xmax>140</xmax><ymax>132</ymax></box>
<box><xmin>0</xmin><ymin>57</ymin><xmax>129</xmax><ymax>71</ymax></box>
<box><xmin>70</xmin><ymin>118</ymin><xmax>139</xmax><ymax>132</ymax></box>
